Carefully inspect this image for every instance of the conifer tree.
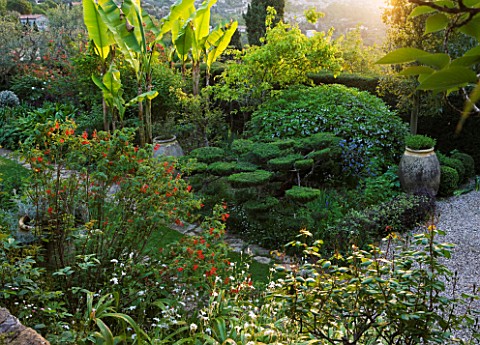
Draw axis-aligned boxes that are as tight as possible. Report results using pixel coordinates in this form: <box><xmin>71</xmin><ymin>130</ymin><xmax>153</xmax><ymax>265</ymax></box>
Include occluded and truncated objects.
<box><xmin>243</xmin><ymin>0</ymin><xmax>284</xmax><ymax>46</ymax></box>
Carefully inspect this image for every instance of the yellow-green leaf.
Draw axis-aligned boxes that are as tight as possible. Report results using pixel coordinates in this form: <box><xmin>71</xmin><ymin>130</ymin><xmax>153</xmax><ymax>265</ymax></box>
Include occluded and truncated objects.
<box><xmin>399</xmin><ymin>66</ymin><xmax>435</xmax><ymax>76</ymax></box>
<box><xmin>416</xmin><ymin>53</ymin><xmax>450</xmax><ymax>69</ymax></box>
<box><xmin>417</xmin><ymin>66</ymin><xmax>477</xmax><ymax>90</ymax></box>
<box><xmin>376</xmin><ymin>48</ymin><xmax>431</xmax><ymax>64</ymax></box>
<box><xmin>424</xmin><ymin>13</ymin><xmax>448</xmax><ymax>35</ymax></box>
<box><xmin>409</xmin><ymin>5</ymin><xmax>436</xmax><ymax>18</ymax></box>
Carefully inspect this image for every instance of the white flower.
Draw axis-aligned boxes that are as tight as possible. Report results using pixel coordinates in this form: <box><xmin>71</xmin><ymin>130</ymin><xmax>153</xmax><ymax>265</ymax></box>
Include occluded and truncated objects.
<box><xmin>205</xmin><ymin>328</ymin><xmax>212</xmax><ymax>335</ymax></box>
<box><xmin>110</xmin><ymin>277</ymin><xmax>118</xmax><ymax>285</ymax></box>
<box><xmin>110</xmin><ymin>259</ymin><xmax>118</xmax><ymax>264</ymax></box>
<box><xmin>247</xmin><ymin>342</ymin><xmax>255</xmax><ymax>345</ymax></box>
<box><xmin>190</xmin><ymin>323</ymin><xmax>198</xmax><ymax>332</ymax></box>
<box><xmin>128</xmin><ymin>306</ymin><xmax>136</xmax><ymax>310</ymax></box>
<box><xmin>138</xmin><ymin>290</ymin><xmax>145</xmax><ymax>296</ymax></box>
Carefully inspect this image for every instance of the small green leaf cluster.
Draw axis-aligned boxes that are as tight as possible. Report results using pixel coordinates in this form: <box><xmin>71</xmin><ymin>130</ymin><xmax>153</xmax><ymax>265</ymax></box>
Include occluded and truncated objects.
<box><xmin>0</xmin><ymin>90</ymin><xmax>20</xmax><ymax>108</ymax></box>
<box><xmin>405</xmin><ymin>134</ymin><xmax>436</xmax><ymax>150</ymax></box>
<box><xmin>247</xmin><ymin>84</ymin><xmax>408</xmax><ymax>178</ymax></box>
<box><xmin>285</xmin><ymin>186</ymin><xmax>321</xmax><ymax>203</ymax></box>
<box><xmin>451</xmin><ymin>150</ymin><xmax>476</xmax><ymax>179</ymax></box>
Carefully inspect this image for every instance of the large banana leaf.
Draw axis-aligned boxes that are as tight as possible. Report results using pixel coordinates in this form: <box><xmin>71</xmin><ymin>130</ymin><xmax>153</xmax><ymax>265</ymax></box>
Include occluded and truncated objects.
<box><xmin>206</xmin><ymin>21</ymin><xmax>238</xmax><ymax>68</ymax></box>
<box><xmin>194</xmin><ymin>0</ymin><xmax>217</xmax><ymax>42</ymax></box>
<box><xmin>158</xmin><ymin>0</ymin><xmax>195</xmax><ymax>39</ymax></box>
<box><xmin>97</xmin><ymin>0</ymin><xmax>142</xmax><ymax>72</ymax></box>
<box><xmin>175</xmin><ymin>20</ymin><xmax>195</xmax><ymax>62</ymax></box>
<box><xmin>82</xmin><ymin>0</ymin><xmax>114</xmax><ymax>60</ymax></box>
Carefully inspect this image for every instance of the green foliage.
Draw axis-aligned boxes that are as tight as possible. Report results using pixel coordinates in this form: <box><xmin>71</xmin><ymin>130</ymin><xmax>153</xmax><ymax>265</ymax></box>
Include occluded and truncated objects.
<box><xmin>6</xmin><ymin>0</ymin><xmax>32</xmax><ymax>14</ymax></box>
<box><xmin>405</xmin><ymin>134</ymin><xmax>436</xmax><ymax>150</ymax></box>
<box><xmin>0</xmin><ymin>90</ymin><xmax>20</xmax><ymax>108</ymax></box>
<box><xmin>248</xmin><ymin>84</ymin><xmax>408</xmax><ymax>178</ymax></box>
<box><xmin>308</xmin><ymin>72</ymin><xmax>380</xmax><ymax>95</ymax></box>
<box><xmin>243</xmin><ymin>0</ymin><xmax>285</xmax><ymax>46</ymax></box>
<box><xmin>285</xmin><ymin>186</ymin><xmax>321</xmax><ymax>203</ymax></box>
<box><xmin>276</xmin><ymin>227</ymin><xmax>480</xmax><ymax>344</ymax></box>
<box><xmin>0</xmin><ymin>157</ymin><xmax>30</xmax><ymax>210</ymax></box>
<box><xmin>213</xmin><ymin>21</ymin><xmax>341</xmax><ymax>124</ymax></box>
<box><xmin>183</xmin><ymin>134</ymin><xmax>344</xmax><ymax>248</ymax></box>
<box><xmin>207</xmin><ymin>161</ymin><xmax>237</xmax><ymax>176</ymax></box>
<box><xmin>438</xmin><ymin>152</ymin><xmax>466</xmax><ymax>182</ymax></box>
<box><xmin>267</xmin><ymin>154</ymin><xmax>303</xmax><ymax>171</ymax></box>
<box><xmin>451</xmin><ymin>150</ymin><xmax>476</xmax><ymax>178</ymax></box>
<box><xmin>438</xmin><ymin>165</ymin><xmax>459</xmax><ymax>197</ymax></box>
<box><xmin>334</xmin><ymin>193</ymin><xmax>434</xmax><ymax>250</ymax></box>
<box><xmin>361</xmin><ymin>165</ymin><xmax>402</xmax><ymax>206</ymax></box>
<box><xmin>190</xmin><ymin>146</ymin><xmax>225</xmax><ymax>163</ymax></box>
<box><xmin>227</xmin><ymin>170</ymin><xmax>273</xmax><ymax>188</ymax></box>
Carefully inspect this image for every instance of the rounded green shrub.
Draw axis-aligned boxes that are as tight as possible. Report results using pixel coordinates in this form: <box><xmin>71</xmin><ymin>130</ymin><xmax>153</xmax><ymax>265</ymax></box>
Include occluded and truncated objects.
<box><xmin>190</xmin><ymin>147</ymin><xmax>225</xmax><ymax>163</ymax></box>
<box><xmin>247</xmin><ymin>84</ymin><xmax>408</xmax><ymax>177</ymax></box>
<box><xmin>438</xmin><ymin>166</ymin><xmax>459</xmax><ymax>197</ymax></box>
<box><xmin>438</xmin><ymin>153</ymin><xmax>465</xmax><ymax>182</ymax></box>
<box><xmin>285</xmin><ymin>186</ymin><xmax>322</xmax><ymax>203</ymax></box>
<box><xmin>405</xmin><ymin>134</ymin><xmax>436</xmax><ymax>150</ymax></box>
<box><xmin>227</xmin><ymin>170</ymin><xmax>273</xmax><ymax>188</ymax></box>
<box><xmin>451</xmin><ymin>151</ymin><xmax>475</xmax><ymax>179</ymax></box>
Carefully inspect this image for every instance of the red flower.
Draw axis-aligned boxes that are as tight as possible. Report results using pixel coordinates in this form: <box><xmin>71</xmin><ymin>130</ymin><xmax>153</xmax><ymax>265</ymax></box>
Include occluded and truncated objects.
<box><xmin>175</xmin><ymin>219</ymin><xmax>184</xmax><ymax>226</ymax></box>
<box><xmin>221</xmin><ymin>213</ymin><xmax>230</xmax><ymax>222</ymax></box>
<box><xmin>209</xmin><ymin>227</ymin><xmax>214</xmax><ymax>235</ymax></box>
<box><xmin>193</xmin><ymin>264</ymin><xmax>199</xmax><ymax>271</ymax></box>
<box><xmin>82</xmin><ymin>131</ymin><xmax>88</xmax><ymax>139</ymax></box>
<box><xmin>187</xmin><ymin>185</ymin><xmax>192</xmax><ymax>192</ymax></box>
<box><xmin>55</xmin><ymin>122</ymin><xmax>60</xmax><ymax>130</ymax></box>
<box><xmin>37</xmin><ymin>157</ymin><xmax>43</xmax><ymax>163</ymax></box>
<box><xmin>134</xmin><ymin>146</ymin><xmax>139</xmax><ymax>152</ymax></box>
<box><xmin>178</xmin><ymin>267</ymin><xmax>184</xmax><ymax>272</ymax></box>
<box><xmin>60</xmin><ymin>139</ymin><xmax>65</xmax><ymax>143</ymax></box>
<box><xmin>82</xmin><ymin>140</ymin><xmax>90</xmax><ymax>145</ymax></box>
<box><xmin>47</xmin><ymin>207</ymin><xmax>53</xmax><ymax>214</ymax></box>
<box><xmin>140</xmin><ymin>184</ymin><xmax>148</xmax><ymax>193</ymax></box>
<box><xmin>197</xmin><ymin>250</ymin><xmax>205</xmax><ymax>260</ymax></box>
<box><xmin>46</xmin><ymin>189</ymin><xmax>51</xmax><ymax>195</ymax></box>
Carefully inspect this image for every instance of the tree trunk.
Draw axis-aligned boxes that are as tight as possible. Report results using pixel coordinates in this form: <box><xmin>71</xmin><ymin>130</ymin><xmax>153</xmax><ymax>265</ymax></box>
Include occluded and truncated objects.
<box><xmin>410</xmin><ymin>90</ymin><xmax>419</xmax><ymax>135</ymax></box>
<box><xmin>145</xmin><ymin>73</ymin><xmax>153</xmax><ymax>144</ymax></box>
<box><xmin>192</xmin><ymin>62</ymin><xmax>201</xmax><ymax>96</ymax></box>
<box><xmin>138</xmin><ymin>82</ymin><xmax>145</xmax><ymax>146</ymax></box>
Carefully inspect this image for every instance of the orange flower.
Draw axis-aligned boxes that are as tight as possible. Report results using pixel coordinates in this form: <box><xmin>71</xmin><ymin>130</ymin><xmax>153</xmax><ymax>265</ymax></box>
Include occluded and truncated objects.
<box><xmin>82</xmin><ymin>131</ymin><xmax>88</xmax><ymax>139</ymax></box>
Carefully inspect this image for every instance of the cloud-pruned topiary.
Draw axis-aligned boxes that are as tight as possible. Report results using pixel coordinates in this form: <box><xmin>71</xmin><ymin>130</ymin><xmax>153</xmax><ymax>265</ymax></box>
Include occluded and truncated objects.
<box><xmin>247</xmin><ymin>84</ymin><xmax>408</xmax><ymax>177</ymax></box>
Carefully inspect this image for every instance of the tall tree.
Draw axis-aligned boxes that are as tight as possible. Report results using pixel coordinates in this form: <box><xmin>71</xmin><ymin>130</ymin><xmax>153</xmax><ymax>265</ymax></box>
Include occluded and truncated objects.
<box><xmin>243</xmin><ymin>0</ymin><xmax>284</xmax><ymax>46</ymax></box>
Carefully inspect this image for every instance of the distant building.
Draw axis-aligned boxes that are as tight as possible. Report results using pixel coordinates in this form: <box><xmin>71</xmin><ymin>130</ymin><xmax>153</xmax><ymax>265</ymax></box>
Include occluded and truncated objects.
<box><xmin>19</xmin><ymin>14</ymin><xmax>49</xmax><ymax>31</ymax></box>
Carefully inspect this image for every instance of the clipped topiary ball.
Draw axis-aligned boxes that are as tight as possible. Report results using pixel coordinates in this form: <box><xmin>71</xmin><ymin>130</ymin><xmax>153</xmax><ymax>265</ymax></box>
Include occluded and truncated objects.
<box><xmin>227</xmin><ymin>170</ymin><xmax>273</xmax><ymax>188</ymax></box>
<box><xmin>438</xmin><ymin>153</ymin><xmax>465</xmax><ymax>183</ymax></box>
<box><xmin>438</xmin><ymin>166</ymin><xmax>459</xmax><ymax>197</ymax></box>
<box><xmin>190</xmin><ymin>147</ymin><xmax>225</xmax><ymax>163</ymax></box>
<box><xmin>285</xmin><ymin>186</ymin><xmax>321</xmax><ymax>203</ymax></box>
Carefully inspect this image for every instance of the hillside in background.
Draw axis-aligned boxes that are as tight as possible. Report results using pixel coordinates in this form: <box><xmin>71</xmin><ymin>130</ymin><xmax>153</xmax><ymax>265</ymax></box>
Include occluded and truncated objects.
<box><xmin>144</xmin><ymin>0</ymin><xmax>386</xmax><ymax>45</ymax></box>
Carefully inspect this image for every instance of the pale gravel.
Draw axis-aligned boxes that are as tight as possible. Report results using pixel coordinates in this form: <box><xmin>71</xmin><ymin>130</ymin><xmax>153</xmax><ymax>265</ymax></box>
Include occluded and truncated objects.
<box><xmin>405</xmin><ymin>191</ymin><xmax>480</xmax><ymax>342</ymax></box>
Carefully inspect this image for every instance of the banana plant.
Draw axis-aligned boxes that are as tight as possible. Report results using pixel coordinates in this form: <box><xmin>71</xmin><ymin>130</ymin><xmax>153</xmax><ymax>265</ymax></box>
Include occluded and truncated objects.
<box><xmin>82</xmin><ymin>0</ymin><xmax>116</xmax><ymax>131</ymax></box>
<box><xmin>172</xmin><ymin>0</ymin><xmax>238</xmax><ymax>95</ymax></box>
<box><xmin>92</xmin><ymin>66</ymin><xmax>158</xmax><ymax>128</ymax></box>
